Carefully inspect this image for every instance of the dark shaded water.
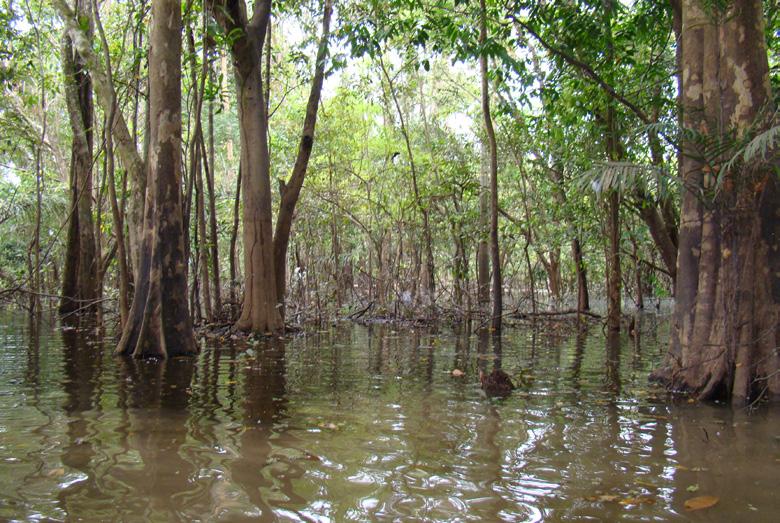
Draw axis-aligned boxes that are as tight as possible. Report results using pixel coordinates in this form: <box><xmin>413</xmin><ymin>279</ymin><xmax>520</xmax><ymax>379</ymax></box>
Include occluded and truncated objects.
<box><xmin>0</xmin><ymin>312</ymin><xmax>778</xmax><ymax>522</ymax></box>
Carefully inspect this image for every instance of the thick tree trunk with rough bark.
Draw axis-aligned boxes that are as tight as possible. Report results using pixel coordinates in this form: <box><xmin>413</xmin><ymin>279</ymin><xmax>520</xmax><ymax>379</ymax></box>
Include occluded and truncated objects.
<box><xmin>273</xmin><ymin>0</ymin><xmax>332</xmax><ymax>317</ymax></box>
<box><xmin>652</xmin><ymin>0</ymin><xmax>779</xmax><ymax>404</ymax></box>
<box><xmin>60</xmin><ymin>12</ymin><xmax>98</xmax><ymax>319</ymax></box>
<box><xmin>115</xmin><ymin>0</ymin><xmax>197</xmax><ymax>358</ymax></box>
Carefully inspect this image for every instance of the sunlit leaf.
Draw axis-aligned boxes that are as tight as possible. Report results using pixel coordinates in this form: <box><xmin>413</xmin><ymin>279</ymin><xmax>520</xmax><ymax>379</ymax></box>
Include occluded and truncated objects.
<box><xmin>684</xmin><ymin>495</ymin><xmax>719</xmax><ymax>511</ymax></box>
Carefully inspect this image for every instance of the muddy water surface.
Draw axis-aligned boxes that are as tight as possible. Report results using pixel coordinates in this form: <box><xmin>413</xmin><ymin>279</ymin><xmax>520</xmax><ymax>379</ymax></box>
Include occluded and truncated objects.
<box><xmin>0</xmin><ymin>312</ymin><xmax>778</xmax><ymax>521</ymax></box>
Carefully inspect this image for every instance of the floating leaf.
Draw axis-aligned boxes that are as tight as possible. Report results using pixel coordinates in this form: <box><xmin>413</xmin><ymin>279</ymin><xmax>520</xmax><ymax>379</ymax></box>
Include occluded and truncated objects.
<box><xmin>47</xmin><ymin>468</ymin><xmax>65</xmax><ymax>478</ymax></box>
<box><xmin>686</xmin><ymin>484</ymin><xmax>699</xmax><ymax>492</ymax></box>
<box><xmin>586</xmin><ymin>494</ymin><xmax>619</xmax><ymax>502</ymax></box>
<box><xmin>635</xmin><ymin>480</ymin><xmax>657</xmax><ymax>489</ymax></box>
<box><xmin>684</xmin><ymin>495</ymin><xmax>719</xmax><ymax>511</ymax></box>
<box><xmin>619</xmin><ymin>496</ymin><xmax>655</xmax><ymax>505</ymax></box>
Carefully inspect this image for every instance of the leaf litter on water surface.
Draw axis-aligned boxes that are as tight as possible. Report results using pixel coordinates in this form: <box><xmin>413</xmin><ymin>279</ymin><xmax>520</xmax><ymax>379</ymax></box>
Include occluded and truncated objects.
<box><xmin>684</xmin><ymin>495</ymin><xmax>719</xmax><ymax>511</ymax></box>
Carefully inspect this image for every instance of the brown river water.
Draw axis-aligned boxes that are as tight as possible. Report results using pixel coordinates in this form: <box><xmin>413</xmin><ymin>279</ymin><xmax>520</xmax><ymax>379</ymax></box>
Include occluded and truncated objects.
<box><xmin>0</xmin><ymin>311</ymin><xmax>778</xmax><ymax>522</ymax></box>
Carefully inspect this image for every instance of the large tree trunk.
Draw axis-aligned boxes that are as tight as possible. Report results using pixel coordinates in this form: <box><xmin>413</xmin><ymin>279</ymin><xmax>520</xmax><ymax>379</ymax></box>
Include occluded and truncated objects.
<box><xmin>115</xmin><ymin>0</ymin><xmax>197</xmax><ymax>358</ymax></box>
<box><xmin>652</xmin><ymin>0</ymin><xmax>780</xmax><ymax>404</ymax></box>
<box><xmin>273</xmin><ymin>0</ymin><xmax>332</xmax><ymax>318</ymax></box>
<box><xmin>212</xmin><ymin>0</ymin><xmax>281</xmax><ymax>333</ymax></box>
<box><xmin>60</xmin><ymin>11</ymin><xmax>98</xmax><ymax>319</ymax></box>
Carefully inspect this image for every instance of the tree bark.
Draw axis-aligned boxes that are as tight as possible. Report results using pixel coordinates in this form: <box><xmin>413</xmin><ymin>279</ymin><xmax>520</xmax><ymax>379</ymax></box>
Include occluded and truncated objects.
<box><xmin>211</xmin><ymin>0</ymin><xmax>281</xmax><ymax>333</ymax></box>
<box><xmin>229</xmin><ymin>164</ymin><xmax>241</xmax><ymax>314</ymax></box>
<box><xmin>635</xmin><ymin>191</ymin><xmax>678</xmax><ymax>285</ymax></box>
<box><xmin>603</xmin><ymin>0</ymin><xmax>622</xmax><ymax>333</ymax></box>
<box><xmin>60</xmin><ymin>7</ymin><xmax>98</xmax><ymax>319</ymax></box>
<box><xmin>54</xmin><ymin>0</ymin><xmax>146</xmax><ymax>278</ymax></box>
<box><xmin>378</xmin><ymin>57</ymin><xmax>436</xmax><ymax>310</ymax></box>
<box><xmin>185</xmin><ymin>23</ymin><xmax>211</xmax><ymax>322</ymax></box>
<box><xmin>115</xmin><ymin>0</ymin><xmax>197</xmax><ymax>358</ymax></box>
<box><xmin>652</xmin><ymin>0</ymin><xmax>780</xmax><ymax>404</ymax></box>
<box><xmin>481</xmin><ymin>0</ymin><xmax>502</xmax><ymax>332</ymax></box>
<box><xmin>477</xmin><ymin>143</ymin><xmax>490</xmax><ymax>311</ymax></box>
<box><xmin>273</xmin><ymin>0</ymin><xmax>332</xmax><ymax>318</ymax></box>
<box><xmin>205</xmin><ymin>72</ymin><xmax>222</xmax><ymax>317</ymax></box>
<box><xmin>572</xmin><ymin>236</ymin><xmax>590</xmax><ymax>311</ymax></box>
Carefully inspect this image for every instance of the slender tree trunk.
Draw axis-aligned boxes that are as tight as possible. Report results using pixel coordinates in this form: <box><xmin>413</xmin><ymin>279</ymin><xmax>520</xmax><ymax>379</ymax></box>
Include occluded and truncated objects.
<box><xmin>211</xmin><ymin>0</ymin><xmax>281</xmax><ymax>333</ymax></box>
<box><xmin>630</xmin><ymin>234</ymin><xmax>644</xmax><ymax>309</ymax></box>
<box><xmin>481</xmin><ymin>0</ymin><xmax>501</xmax><ymax>331</ymax></box>
<box><xmin>205</xmin><ymin>73</ymin><xmax>222</xmax><ymax>317</ymax></box>
<box><xmin>477</xmin><ymin>143</ymin><xmax>490</xmax><ymax>311</ymax></box>
<box><xmin>60</xmin><ymin>11</ymin><xmax>98</xmax><ymax>318</ymax></box>
<box><xmin>572</xmin><ymin>236</ymin><xmax>590</xmax><ymax>311</ymax></box>
<box><xmin>605</xmin><ymin>188</ymin><xmax>621</xmax><ymax>332</ymax></box>
<box><xmin>603</xmin><ymin>0</ymin><xmax>621</xmax><ymax>333</ymax></box>
<box><xmin>635</xmin><ymin>191</ymin><xmax>678</xmax><ymax>286</ymax></box>
<box><xmin>652</xmin><ymin>0</ymin><xmax>780</xmax><ymax>404</ymax></box>
<box><xmin>186</xmin><ymin>24</ymin><xmax>211</xmax><ymax>321</ymax></box>
<box><xmin>89</xmin><ymin>0</ymin><xmax>129</xmax><ymax>326</ymax></box>
<box><xmin>196</xmin><ymin>146</ymin><xmax>212</xmax><ymax>321</ymax></box>
<box><xmin>273</xmin><ymin>0</ymin><xmax>332</xmax><ymax>319</ymax></box>
<box><xmin>229</xmin><ymin>164</ymin><xmax>241</xmax><ymax>314</ymax></box>
<box><xmin>379</xmin><ymin>57</ymin><xmax>436</xmax><ymax>309</ymax></box>
<box><xmin>55</xmin><ymin>0</ymin><xmax>146</xmax><ymax>282</ymax></box>
<box><xmin>523</xmin><ymin>232</ymin><xmax>537</xmax><ymax>314</ymax></box>
<box><xmin>115</xmin><ymin>0</ymin><xmax>197</xmax><ymax>358</ymax></box>
<box><xmin>105</xmin><ymin>114</ymin><xmax>130</xmax><ymax>327</ymax></box>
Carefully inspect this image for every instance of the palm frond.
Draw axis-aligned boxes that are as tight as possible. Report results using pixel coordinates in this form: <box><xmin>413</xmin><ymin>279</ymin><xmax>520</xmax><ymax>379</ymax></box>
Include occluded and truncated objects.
<box><xmin>577</xmin><ymin>161</ymin><xmax>676</xmax><ymax>201</ymax></box>
<box><xmin>722</xmin><ymin>122</ymin><xmax>780</xmax><ymax>174</ymax></box>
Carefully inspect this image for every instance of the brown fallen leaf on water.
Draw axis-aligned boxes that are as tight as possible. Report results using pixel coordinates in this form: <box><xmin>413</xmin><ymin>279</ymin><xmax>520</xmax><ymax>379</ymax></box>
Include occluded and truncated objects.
<box><xmin>47</xmin><ymin>468</ymin><xmax>65</xmax><ymax>478</ymax></box>
<box><xmin>451</xmin><ymin>369</ymin><xmax>465</xmax><ymax>377</ymax></box>
<box><xmin>635</xmin><ymin>480</ymin><xmax>657</xmax><ymax>489</ymax></box>
<box><xmin>619</xmin><ymin>496</ymin><xmax>655</xmax><ymax>506</ymax></box>
<box><xmin>585</xmin><ymin>494</ymin><xmax>620</xmax><ymax>502</ymax></box>
<box><xmin>684</xmin><ymin>495</ymin><xmax>719</xmax><ymax>511</ymax></box>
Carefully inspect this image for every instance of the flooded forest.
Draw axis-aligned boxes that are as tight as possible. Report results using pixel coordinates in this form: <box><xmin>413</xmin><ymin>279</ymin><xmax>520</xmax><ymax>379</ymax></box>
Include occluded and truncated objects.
<box><xmin>0</xmin><ymin>0</ymin><xmax>778</xmax><ymax>520</ymax></box>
